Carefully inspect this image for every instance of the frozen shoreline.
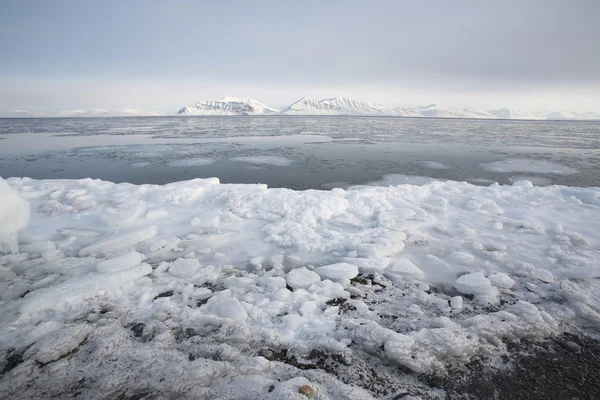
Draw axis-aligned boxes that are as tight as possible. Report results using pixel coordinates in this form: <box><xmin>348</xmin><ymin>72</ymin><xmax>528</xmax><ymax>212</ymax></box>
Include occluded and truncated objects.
<box><xmin>1</xmin><ymin>176</ymin><xmax>600</xmax><ymax>399</ymax></box>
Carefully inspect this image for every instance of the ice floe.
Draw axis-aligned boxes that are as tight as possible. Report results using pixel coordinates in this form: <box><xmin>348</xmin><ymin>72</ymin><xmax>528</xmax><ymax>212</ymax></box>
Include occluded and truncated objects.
<box><xmin>480</xmin><ymin>158</ymin><xmax>578</xmax><ymax>175</ymax></box>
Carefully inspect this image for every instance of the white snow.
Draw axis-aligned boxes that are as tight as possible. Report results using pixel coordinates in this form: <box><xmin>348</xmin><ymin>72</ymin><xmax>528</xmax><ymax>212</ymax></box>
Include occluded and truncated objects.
<box><xmin>481</xmin><ymin>159</ymin><xmax>578</xmax><ymax>175</ymax></box>
<box><xmin>2</xmin><ymin>176</ymin><xmax>600</xmax><ymax>398</ymax></box>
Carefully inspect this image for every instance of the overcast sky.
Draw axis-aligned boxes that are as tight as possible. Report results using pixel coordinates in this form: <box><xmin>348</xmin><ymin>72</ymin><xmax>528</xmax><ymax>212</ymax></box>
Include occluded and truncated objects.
<box><xmin>1</xmin><ymin>0</ymin><xmax>598</xmax><ymax>112</ymax></box>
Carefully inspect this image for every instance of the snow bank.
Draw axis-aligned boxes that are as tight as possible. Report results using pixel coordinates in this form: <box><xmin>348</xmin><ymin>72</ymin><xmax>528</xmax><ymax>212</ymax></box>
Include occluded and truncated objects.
<box><xmin>0</xmin><ymin>177</ymin><xmax>30</xmax><ymax>254</ymax></box>
<box><xmin>1</xmin><ymin>176</ymin><xmax>600</xmax><ymax>399</ymax></box>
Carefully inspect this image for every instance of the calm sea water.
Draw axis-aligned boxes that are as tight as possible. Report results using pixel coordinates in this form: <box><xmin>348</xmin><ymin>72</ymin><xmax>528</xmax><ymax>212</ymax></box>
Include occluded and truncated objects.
<box><xmin>1</xmin><ymin>116</ymin><xmax>599</xmax><ymax>189</ymax></box>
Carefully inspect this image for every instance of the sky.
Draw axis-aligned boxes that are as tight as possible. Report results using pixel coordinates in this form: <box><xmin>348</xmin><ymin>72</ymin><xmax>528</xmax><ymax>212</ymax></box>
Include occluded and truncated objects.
<box><xmin>0</xmin><ymin>0</ymin><xmax>599</xmax><ymax>113</ymax></box>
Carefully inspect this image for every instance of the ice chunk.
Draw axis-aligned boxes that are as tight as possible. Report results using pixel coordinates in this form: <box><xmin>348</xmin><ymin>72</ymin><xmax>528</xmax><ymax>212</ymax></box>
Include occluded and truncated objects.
<box><xmin>385</xmin><ymin>259</ymin><xmax>425</xmax><ymax>280</ymax></box>
<box><xmin>24</xmin><ymin>325</ymin><xmax>91</xmax><ymax>364</ymax></box>
<box><xmin>532</xmin><ymin>268</ymin><xmax>554</xmax><ymax>283</ymax></box>
<box><xmin>286</xmin><ymin>267</ymin><xmax>320</xmax><ymax>290</ymax></box>
<box><xmin>79</xmin><ymin>225</ymin><xmax>158</xmax><ymax>257</ymax></box>
<box><xmin>20</xmin><ymin>263</ymin><xmax>152</xmax><ymax>314</ymax></box>
<box><xmin>450</xmin><ymin>296</ymin><xmax>463</xmax><ymax>310</ymax></box>
<box><xmin>314</xmin><ymin>263</ymin><xmax>359</xmax><ymax>282</ymax></box>
<box><xmin>454</xmin><ymin>272</ymin><xmax>492</xmax><ymax>295</ymax></box>
<box><xmin>169</xmin><ymin>257</ymin><xmax>201</xmax><ymax>279</ymax></box>
<box><xmin>0</xmin><ymin>177</ymin><xmax>30</xmax><ymax>254</ymax></box>
<box><xmin>96</xmin><ymin>251</ymin><xmax>143</xmax><ymax>273</ymax></box>
<box><xmin>20</xmin><ymin>241</ymin><xmax>56</xmax><ymax>254</ymax></box>
<box><xmin>488</xmin><ymin>272</ymin><xmax>516</xmax><ymax>289</ymax></box>
<box><xmin>264</xmin><ymin>276</ymin><xmax>287</xmax><ymax>290</ymax></box>
<box><xmin>207</xmin><ymin>297</ymin><xmax>248</xmax><ymax>321</ymax></box>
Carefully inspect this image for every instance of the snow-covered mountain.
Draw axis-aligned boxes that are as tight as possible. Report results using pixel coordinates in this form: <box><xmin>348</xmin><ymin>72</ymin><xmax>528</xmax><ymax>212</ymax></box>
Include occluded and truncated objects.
<box><xmin>280</xmin><ymin>97</ymin><xmax>400</xmax><ymax>116</ymax></box>
<box><xmin>178</xmin><ymin>97</ymin><xmax>279</xmax><ymax>116</ymax></box>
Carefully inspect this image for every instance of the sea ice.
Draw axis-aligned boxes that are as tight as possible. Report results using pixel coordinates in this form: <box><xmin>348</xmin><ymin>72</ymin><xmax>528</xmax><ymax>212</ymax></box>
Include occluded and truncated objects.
<box><xmin>314</xmin><ymin>263</ymin><xmax>359</xmax><ymax>283</ymax></box>
<box><xmin>420</xmin><ymin>161</ymin><xmax>451</xmax><ymax>170</ymax></box>
<box><xmin>480</xmin><ymin>158</ymin><xmax>578</xmax><ymax>175</ymax></box>
<box><xmin>231</xmin><ymin>156</ymin><xmax>293</xmax><ymax>166</ymax></box>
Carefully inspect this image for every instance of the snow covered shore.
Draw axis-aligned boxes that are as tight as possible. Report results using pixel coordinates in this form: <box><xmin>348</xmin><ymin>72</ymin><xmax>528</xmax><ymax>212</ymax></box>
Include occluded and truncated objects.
<box><xmin>1</xmin><ymin>176</ymin><xmax>600</xmax><ymax>399</ymax></box>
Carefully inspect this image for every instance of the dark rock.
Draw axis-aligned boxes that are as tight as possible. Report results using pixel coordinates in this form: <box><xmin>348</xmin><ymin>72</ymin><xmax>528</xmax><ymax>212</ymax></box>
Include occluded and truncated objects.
<box><xmin>2</xmin><ymin>353</ymin><xmax>23</xmax><ymax>374</ymax></box>
<box><xmin>154</xmin><ymin>290</ymin><xmax>174</xmax><ymax>300</ymax></box>
<box><xmin>257</xmin><ymin>349</ymin><xmax>275</xmax><ymax>360</ymax></box>
<box><xmin>131</xmin><ymin>323</ymin><xmax>145</xmax><ymax>337</ymax></box>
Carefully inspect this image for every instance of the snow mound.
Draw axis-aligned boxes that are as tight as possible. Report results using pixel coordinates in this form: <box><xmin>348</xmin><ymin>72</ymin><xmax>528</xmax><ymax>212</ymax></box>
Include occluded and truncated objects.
<box><xmin>0</xmin><ymin>177</ymin><xmax>30</xmax><ymax>254</ymax></box>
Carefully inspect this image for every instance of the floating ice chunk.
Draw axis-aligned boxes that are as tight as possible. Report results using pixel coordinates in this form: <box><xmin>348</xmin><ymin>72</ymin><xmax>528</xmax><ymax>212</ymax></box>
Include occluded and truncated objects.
<box><xmin>314</xmin><ymin>263</ymin><xmax>359</xmax><ymax>283</ymax></box>
<box><xmin>96</xmin><ymin>251</ymin><xmax>143</xmax><ymax>273</ymax></box>
<box><xmin>286</xmin><ymin>267</ymin><xmax>321</xmax><ymax>290</ymax></box>
<box><xmin>454</xmin><ymin>272</ymin><xmax>492</xmax><ymax>295</ymax></box>
<box><xmin>168</xmin><ymin>157</ymin><xmax>214</xmax><ymax>167</ymax></box>
<box><xmin>488</xmin><ymin>272</ymin><xmax>515</xmax><ymax>289</ymax></box>
<box><xmin>78</xmin><ymin>225</ymin><xmax>158</xmax><ymax>257</ymax></box>
<box><xmin>231</xmin><ymin>156</ymin><xmax>292</xmax><ymax>166</ymax></box>
<box><xmin>0</xmin><ymin>177</ymin><xmax>30</xmax><ymax>254</ymax></box>
<box><xmin>385</xmin><ymin>259</ymin><xmax>425</xmax><ymax>280</ymax></box>
<box><xmin>169</xmin><ymin>257</ymin><xmax>201</xmax><ymax>279</ymax></box>
<box><xmin>531</xmin><ymin>268</ymin><xmax>554</xmax><ymax>283</ymax></box>
<box><xmin>421</xmin><ymin>161</ymin><xmax>451</xmax><ymax>170</ymax></box>
<box><xmin>20</xmin><ymin>263</ymin><xmax>152</xmax><ymax>314</ymax></box>
<box><xmin>480</xmin><ymin>158</ymin><xmax>578</xmax><ymax>175</ymax></box>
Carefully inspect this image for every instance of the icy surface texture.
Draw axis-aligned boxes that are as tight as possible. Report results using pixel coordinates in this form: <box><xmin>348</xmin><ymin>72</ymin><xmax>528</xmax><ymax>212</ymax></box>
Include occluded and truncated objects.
<box><xmin>0</xmin><ymin>177</ymin><xmax>30</xmax><ymax>254</ymax></box>
<box><xmin>1</xmin><ymin>177</ymin><xmax>600</xmax><ymax>399</ymax></box>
